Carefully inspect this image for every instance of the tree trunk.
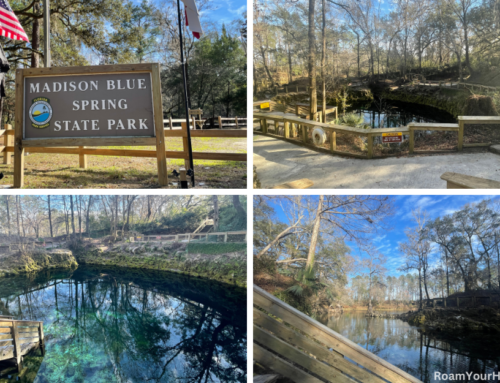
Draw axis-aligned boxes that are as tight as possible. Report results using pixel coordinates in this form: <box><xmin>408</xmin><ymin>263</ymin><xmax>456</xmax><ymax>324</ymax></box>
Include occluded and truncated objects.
<box><xmin>308</xmin><ymin>0</ymin><xmax>317</xmax><ymax>120</ymax></box>
<box><xmin>356</xmin><ymin>32</ymin><xmax>360</xmax><ymax>77</ymax></box>
<box><xmin>305</xmin><ymin>195</ymin><xmax>324</xmax><ymax>272</ymax></box>
<box><xmin>321</xmin><ymin>0</ymin><xmax>326</xmax><ymax>122</ymax></box>
<box><xmin>15</xmin><ymin>195</ymin><xmax>20</xmax><ymax>236</ymax></box>
<box><xmin>418</xmin><ymin>268</ymin><xmax>423</xmax><ymax>309</ymax></box>
<box><xmin>86</xmin><ymin>196</ymin><xmax>92</xmax><ymax>238</ymax></box>
<box><xmin>5</xmin><ymin>196</ymin><xmax>10</xmax><ymax>235</ymax></box>
<box><xmin>48</xmin><ymin>195</ymin><xmax>53</xmax><ymax>237</ymax></box>
<box><xmin>70</xmin><ymin>195</ymin><xmax>76</xmax><ymax>235</ymax></box>
<box><xmin>445</xmin><ymin>248</ymin><xmax>450</xmax><ymax>296</ymax></box>
<box><xmin>212</xmin><ymin>196</ymin><xmax>219</xmax><ymax>232</ymax></box>
<box><xmin>463</xmin><ymin>22</ymin><xmax>473</xmax><ymax>74</ymax></box>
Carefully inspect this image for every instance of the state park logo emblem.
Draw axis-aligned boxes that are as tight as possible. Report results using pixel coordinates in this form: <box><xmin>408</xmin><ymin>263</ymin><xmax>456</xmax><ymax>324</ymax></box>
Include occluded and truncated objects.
<box><xmin>29</xmin><ymin>97</ymin><xmax>53</xmax><ymax>129</ymax></box>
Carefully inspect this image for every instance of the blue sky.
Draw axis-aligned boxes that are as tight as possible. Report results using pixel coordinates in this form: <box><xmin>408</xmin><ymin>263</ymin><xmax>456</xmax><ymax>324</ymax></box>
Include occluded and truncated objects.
<box><xmin>262</xmin><ymin>195</ymin><xmax>499</xmax><ymax>278</ymax></box>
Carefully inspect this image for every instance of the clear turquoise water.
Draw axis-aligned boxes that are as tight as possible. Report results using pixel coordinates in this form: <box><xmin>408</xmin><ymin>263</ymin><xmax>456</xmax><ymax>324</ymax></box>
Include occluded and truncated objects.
<box><xmin>0</xmin><ymin>266</ymin><xmax>247</xmax><ymax>383</ymax></box>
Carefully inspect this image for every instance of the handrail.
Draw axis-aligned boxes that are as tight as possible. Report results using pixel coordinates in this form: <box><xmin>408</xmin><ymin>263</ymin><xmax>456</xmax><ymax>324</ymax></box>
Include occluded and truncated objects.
<box><xmin>0</xmin><ymin>319</ymin><xmax>45</xmax><ymax>372</ymax></box>
<box><xmin>254</xmin><ymin>111</ymin><xmax>499</xmax><ymax>157</ymax></box>
<box><xmin>254</xmin><ymin>285</ymin><xmax>422</xmax><ymax>383</ymax></box>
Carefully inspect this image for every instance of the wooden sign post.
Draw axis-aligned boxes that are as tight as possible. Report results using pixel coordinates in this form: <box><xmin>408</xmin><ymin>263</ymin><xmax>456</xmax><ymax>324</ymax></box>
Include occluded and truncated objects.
<box><xmin>13</xmin><ymin>63</ymin><xmax>167</xmax><ymax>187</ymax></box>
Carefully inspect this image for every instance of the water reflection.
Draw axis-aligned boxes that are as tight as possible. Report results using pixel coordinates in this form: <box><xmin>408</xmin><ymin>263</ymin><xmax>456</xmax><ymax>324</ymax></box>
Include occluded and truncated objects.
<box><xmin>0</xmin><ymin>266</ymin><xmax>247</xmax><ymax>383</ymax></box>
<box><xmin>320</xmin><ymin>311</ymin><xmax>499</xmax><ymax>383</ymax></box>
<box><xmin>340</xmin><ymin>100</ymin><xmax>456</xmax><ymax>128</ymax></box>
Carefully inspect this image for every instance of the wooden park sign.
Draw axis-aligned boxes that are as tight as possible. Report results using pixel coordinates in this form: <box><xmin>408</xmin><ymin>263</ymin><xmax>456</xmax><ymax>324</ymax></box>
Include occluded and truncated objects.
<box><xmin>13</xmin><ymin>63</ymin><xmax>168</xmax><ymax>187</ymax></box>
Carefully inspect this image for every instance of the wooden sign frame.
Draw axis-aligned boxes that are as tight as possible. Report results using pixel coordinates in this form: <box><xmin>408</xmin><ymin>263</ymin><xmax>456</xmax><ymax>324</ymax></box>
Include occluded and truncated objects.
<box><xmin>13</xmin><ymin>63</ymin><xmax>168</xmax><ymax>187</ymax></box>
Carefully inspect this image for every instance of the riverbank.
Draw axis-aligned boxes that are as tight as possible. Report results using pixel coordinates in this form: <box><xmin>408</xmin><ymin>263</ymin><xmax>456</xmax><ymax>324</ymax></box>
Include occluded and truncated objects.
<box><xmin>397</xmin><ymin>307</ymin><xmax>500</xmax><ymax>339</ymax></box>
<box><xmin>0</xmin><ymin>249</ymin><xmax>78</xmax><ymax>277</ymax></box>
<box><xmin>0</xmin><ymin>239</ymin><xmax>247</xmax><ymax>286</ymax></box>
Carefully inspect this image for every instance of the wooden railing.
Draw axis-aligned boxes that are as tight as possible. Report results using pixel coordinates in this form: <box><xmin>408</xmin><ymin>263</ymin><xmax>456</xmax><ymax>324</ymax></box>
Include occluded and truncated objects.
<box><xmin>1</xmin><ymin>120</ymin><xmax>247</xmax><ymax>172</ymax></box>
<box><xmin>410</xmin><ymin>79</ymin><xmax>500</xmax><ymax>92</ymax></box>
<box><xmin>417</xmin><ymin>294</ymin><xmax>500</xmax><ymax>308</ymax></box>
<box><xmin>254</xmin><ymin>112</ymin><xmax>460</xmax><ymax>158</ymax></box>
<box><xmin>0</xmin><ymin>319</ymin><xmax>45</xmax><ymax>372</ymax></box>
<box><xmin>254</xmin><ymin>285</ymin><xmax>422</xmax><ymax>383</ymax></box>
<box><xmin>131</xmin><ymin>230</ymin><xmax>247</xmax><ymax>243</ymax></box>
<box><xmin>163</xmin><ymin>117</ymin><xmax>247</xmax><ymax>130</ymax></box>
<box><xmin>255</xmin><ymin>111</ymin><xmax>500</xmax><ymax>158</ymax></box>
<box><xmin>193</xmin><ymin>218</ymin><xmax>214</xmax><ymax>234</ymax></box>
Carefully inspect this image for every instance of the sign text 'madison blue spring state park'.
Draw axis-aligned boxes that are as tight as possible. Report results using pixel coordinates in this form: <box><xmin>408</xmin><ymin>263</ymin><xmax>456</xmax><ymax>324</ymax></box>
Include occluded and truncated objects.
<box><xmin>23</xmin><ymin>72</ymin><xmax>156</xmax><ymax>140</ymax></box>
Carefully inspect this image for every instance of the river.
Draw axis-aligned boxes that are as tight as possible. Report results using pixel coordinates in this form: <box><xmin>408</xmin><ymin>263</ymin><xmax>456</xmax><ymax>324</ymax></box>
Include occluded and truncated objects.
<box><xmin>0</xmin><ymin>266</ymin><xmax>247</xmax><ymax>383</ymax></box>
<box><xmin>320</xmin><ymin>311</ymin><xmax>500</xmax><ymax>383</ymax></box>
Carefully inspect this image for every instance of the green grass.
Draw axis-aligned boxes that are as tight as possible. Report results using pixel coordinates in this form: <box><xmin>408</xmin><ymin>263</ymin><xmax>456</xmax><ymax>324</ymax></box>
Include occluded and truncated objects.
<box><xmin>0</xmin><ymin>137</ymin><xmax>247</xmax><ymax>189</ymax></box>
<box><xmin>187</xmin><ymin>242</ymin><xmax>247</xmax><ymax>255</ymax></box>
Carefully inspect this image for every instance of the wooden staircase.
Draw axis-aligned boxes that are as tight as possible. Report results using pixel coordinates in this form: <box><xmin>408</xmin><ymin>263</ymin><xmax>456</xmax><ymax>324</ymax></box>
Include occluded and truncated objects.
<box><xmin>193</xmin><ymin>218</ymin><xmax>214</xmax><ymax>234</ymax></box>
<box><xmin>0</xmin><ymin>318</ymin><xmax>45</xmax><ymax>372</ymax></box>
<box><xmin>254</xmin><ymin>285</ymin><xmax>422</xmax><ymax>383</ymax></box>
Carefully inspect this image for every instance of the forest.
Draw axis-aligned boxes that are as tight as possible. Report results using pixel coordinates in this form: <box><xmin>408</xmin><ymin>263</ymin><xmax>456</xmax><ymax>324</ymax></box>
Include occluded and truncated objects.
<box><xmin>254</xmin><ymin>196</ymin><xmax>500</xmax><ymax>316</ymax></box>
<box><xmin>0</xmin><ymin>195</ymin><xmax>247</xmax><ymax>239</ymax></box>
<box><xmin>254</xmin><ymin>0</ymin><xmax>500</xmax><ymax>112</ymax></box>
<box><xmin>1</xmin><ymin>0</ymin><xmax>247</xmax><ymax>121</ymax></box>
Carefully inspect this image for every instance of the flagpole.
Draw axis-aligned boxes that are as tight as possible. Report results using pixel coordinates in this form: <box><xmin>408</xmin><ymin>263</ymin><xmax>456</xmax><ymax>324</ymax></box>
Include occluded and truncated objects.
<box><xmin>176</xmin><ymin>0</ymin><xmax>195</xmax><ymax>187</ymax></box>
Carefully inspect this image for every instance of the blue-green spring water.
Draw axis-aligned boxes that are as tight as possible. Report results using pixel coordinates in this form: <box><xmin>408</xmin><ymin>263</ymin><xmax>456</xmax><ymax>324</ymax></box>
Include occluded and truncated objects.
<box><xmin>0</xmin><ymin>266</ymin><xmax>247</xmax><ymax>383</ymax></box>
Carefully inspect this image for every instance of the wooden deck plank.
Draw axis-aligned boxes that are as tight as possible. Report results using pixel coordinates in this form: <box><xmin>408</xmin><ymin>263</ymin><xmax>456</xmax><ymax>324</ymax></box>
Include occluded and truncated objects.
<box><xmin>254</xmin><ymin>374</ymin><xmax>280</xmax><ymax>383</ymax></box>
<box><xmin>254</xmin><ymin>326</ymin><xmax>356</xmax><ymax>383</ymax></box>
<box><xmin>254</xmin><ymin>343</ymin><xmax>323</xmax><ymax>383</ymax></box>
<box><xmin>254</xmin><ymin>285</ymin><xmax>422</xmax><ymax>383</ymax></box>
<box><xmin>254</xmin><ymin>309</ymin><xmax>386</xmax><ymax>383</ymax></box>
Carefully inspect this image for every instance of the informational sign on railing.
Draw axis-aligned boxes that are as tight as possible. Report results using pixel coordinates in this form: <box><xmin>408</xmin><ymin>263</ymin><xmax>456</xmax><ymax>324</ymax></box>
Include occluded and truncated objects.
<box><xmin>382</xmin><ymin>132</ymin><xmax>403</xmax><ymax>143</ymax></box>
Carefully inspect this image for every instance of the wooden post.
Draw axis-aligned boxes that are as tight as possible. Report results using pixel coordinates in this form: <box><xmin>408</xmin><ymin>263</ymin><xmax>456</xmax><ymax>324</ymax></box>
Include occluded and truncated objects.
<box><xmin>444</xmin><ymin>298</ymin><xmax>447</xmax><ymax>308</ymax></box>
<box><xmin>263</xmin><ymin>118</ymin><xmax>268</xmax><ymax>134</ymax></box>
<box><xmin>180</xmin><ymin>167</ymin><xmax>188</xmax><ymax>189</ymax></box>
<box><xmin>458</xmin><ymin>119</ymin><xmax>464</xmax><ymax>151</ymax></box>
<box><xmin>301</xmin><ymin>125</ymin><xmax>307</xmax><ymax>143</ymax></box>
<box><xmin>335</xmin><ymin>107</ymin><xmax>338</xmax><ymax>120</ymax></box>
<box><xmin>180</xmin><ymin>122</ymin><xmax>190</xmax><ymax>169</ymax></box>
<box><xmin>433</xmin><ymin>299</ymin><xmax>436</xmax><ymax>308</ymax></box>
<box><xmin>38</xmin><ymin>322</ymin><xmax>45</xmax><ymax>356</ymax></box>
<box><xmin>152</xmin><ymin>63</ymin><xmax>168</xmax><ymax>187</ymax></box>
<box><xmin>14</xmin><ymin>69</ymin><xmax>25</xmax><ymax>188</ymax></box>
<box><xmin>224</xmin><ymin>232</ymin><xmax>228</xmax><ymax>242</ymax></box>
<box><xmin>235</xmin><ymin>117</ymin><xmax>239</xmax><ymax>128</ymax></box>
<box><xmin>284</xmin><ymin>121</ymin><xmax>290</xmax><ymax>138</ymax></box>
<box><xmin>175</xmin><ymin>234</ymin><xmax>179</xmax><ymax>242</ymax></box>
<box><xmin>218</xmin><ymin>116</ymin><xmax>223</xmax><ymax>129</ymax></box>
<box><xmin>12</xmin><ymin>321</ymin><xmax>22</xmax><ymax>372</ymax></box>
<box><xmin>169</xmin><ymin>116</ymin><xmax>173</xmax><ymax>129</ymax></box>
<box><xmin>285</xmin><ymin>86</ymin><xmax>288</xmax><ymax>93</ymax></box>
<box><xmin>191</xmin><ymin>115</ymin><xmax>196</xmax><ymax>131</ymax></box>
<box><xmin>367</xmin><ymin>135</ymin><xmax>374</xmax><ymax>159</ymax></box>
<box><xmin>78</xmin><ymin>146</ymin><xmax>87</xmax><ymax>169</ymax></box>
<box><xmin>3</xmin><ymin>124</ymin><xmax>12</xmax><ymax>165</ymax></box>
<box><xmin>457</xmin><ymin>297</ymin><xmax>459</xmax><ymax>308</ymax></box>
<box><xmin>409</xmin><ymin>126</ymin><xmax>414</xmax><ymax>154</ymax></box>
<box><xmin>330</xmin><ymin>131</ymin><xmax>336</xmax><ymax>151</ymax></box>
<box><xmin>296</xmin><ymin>85</ymin><xmax>298</xmax><ymax>93</ymax></box>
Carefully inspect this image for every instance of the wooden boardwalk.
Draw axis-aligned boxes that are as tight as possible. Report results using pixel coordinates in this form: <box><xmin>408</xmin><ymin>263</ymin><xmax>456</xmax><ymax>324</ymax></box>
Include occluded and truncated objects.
<box><xmin>254</xmin><ymin>285</ymin><xmax>422</xmax><ymax>383</ymax></box>
<box><xmin>0</xmin><ymin>317</ymin><xmax>45</xmax><ymax>372</ymax></box>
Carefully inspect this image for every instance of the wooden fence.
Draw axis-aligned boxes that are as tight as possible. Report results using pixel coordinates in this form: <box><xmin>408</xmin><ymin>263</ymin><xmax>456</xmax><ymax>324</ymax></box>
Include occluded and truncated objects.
<box><xmin>409</xmin><ymin>79</ymin><xmax>500</xmax><ymax>93</ymax></box>
<box><xmin>164</xmin><ymin>116</ymin><xmax>247</xmax><ymax>130</ymax></box>
<box><xmin>254</xmin><ymin>285</ymin><xmax>422</xmax><ymax>383</ymax></box>
<box><xmin>131</xmin><ymin>230</ymin><xmax>247</xmax><ymax>243</ymax></box>
<box><xmin>0</xmin><ymin>118</ymin><xmax>247</xmax><ymax>175</ymax></box>
<box><xmin>254</xmin><ymin>109</ymin><xmax>500</xmax><ymax>158</ymax></box>
<box><xmin>0</xmin><ymin>319</ymin><xmax>45</xmax><ymax>372</ymax></box>
<box><xmin>413</xmin><ymin>294</ymin><xmax>500</xmax><ymax>308</ymax></box>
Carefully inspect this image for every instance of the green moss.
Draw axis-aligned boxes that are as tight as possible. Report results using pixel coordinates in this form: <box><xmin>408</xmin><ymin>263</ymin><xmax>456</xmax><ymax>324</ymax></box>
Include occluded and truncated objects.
<box><xmin>187</xmin><ymin>242</ymin><xmax>246</xmax><ymax>255</ymax></box>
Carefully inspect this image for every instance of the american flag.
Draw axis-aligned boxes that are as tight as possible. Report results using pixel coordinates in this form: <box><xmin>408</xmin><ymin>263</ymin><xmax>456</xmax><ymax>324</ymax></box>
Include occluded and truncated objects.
<box><xmin>0</xmin><ymin>0</ymin><xmax>29</xmax><ymax>42</ymax></box>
